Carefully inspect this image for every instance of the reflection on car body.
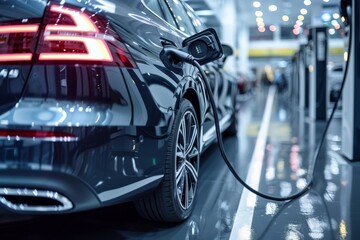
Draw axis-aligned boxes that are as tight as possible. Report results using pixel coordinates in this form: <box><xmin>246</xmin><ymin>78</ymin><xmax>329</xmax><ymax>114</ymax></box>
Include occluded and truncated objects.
<box><xmin>0</xmin><ymin>0</ymin><xmax>237</xmax><ymax>222</ymax></box>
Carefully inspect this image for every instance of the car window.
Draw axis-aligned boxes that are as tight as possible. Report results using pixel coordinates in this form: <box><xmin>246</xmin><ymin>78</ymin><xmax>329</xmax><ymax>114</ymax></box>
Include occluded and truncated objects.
<box><xmin>159</xmin><ymin>1</ymin><xmax>177</xmax><ymax>27</ymax></box>
<box><xmin>143</xmin><ymin>0</ymin><xmax>164</xmax><ymax>18</ymax></box>
<box><xmin>182</xmin><ymin>3</ymin><xmax>206</xmax><ymax>32</ymax></box>
<box><xmin>166</xmin><ymin>0</ymin><xmax>196</xmax><ymax>35</ymax></box>
<box><xmin>143</xmin><ymin>0</ymin><xmax>177</xmax><ymax>26</ymax></box>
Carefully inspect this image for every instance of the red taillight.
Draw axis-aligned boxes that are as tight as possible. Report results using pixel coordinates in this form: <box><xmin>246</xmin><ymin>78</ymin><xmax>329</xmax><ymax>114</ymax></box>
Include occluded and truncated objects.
<box><xmin>38</xmin><ymin>5</ymin><xmax>113</xmax><ymax>62</ymax></box>
<box><xmin>45</xmin><ymin>5</ymin><xmax>98</xmax><ymax>33</ymax></box>
<box><xmin>0</xmin><ymin>4</ymin><xmax>135</xmax><ymax>67</ymax></box>
<box><xmin>0</xmin><ymin>24</ymin><xmax>39</xmax><ymax>62</ymax></box>
<box><xmin>0</xmin><ymin>53</ymin><xmax>33</xmax><ymax>62</ymax></box>
<box><xmin>0</xmin><ymin>130</ymin><xmax>78</xmax><ymax>142</ymax></box>
<box><xmin>0</xmin><ymin>25</ymin><xmax>39</xmax><ymax>33</ymax></box>
<box><xmin>39</xmin><ymin>35</ymin><xmax>113</xmax><ymax>62</ymax></box>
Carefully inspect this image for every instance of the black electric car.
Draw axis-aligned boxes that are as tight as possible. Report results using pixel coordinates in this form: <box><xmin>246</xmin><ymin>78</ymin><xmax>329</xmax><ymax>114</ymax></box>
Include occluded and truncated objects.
<box><xmin>0</xmin><ymin>0</ymin><xmax>237</xmax><ymax>222</ymax></box>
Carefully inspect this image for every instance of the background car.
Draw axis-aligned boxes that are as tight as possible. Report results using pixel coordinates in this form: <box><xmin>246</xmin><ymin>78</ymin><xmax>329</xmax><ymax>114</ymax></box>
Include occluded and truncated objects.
<box><xmin>0</xmin><ymin>0</ymin><xmax>237</xmax><ymax>222</ymax></box>
<box><xmin>235</xmin><ymin>71</ymin><xmax>257</xmax><ymax>96</ymax></box>
<box><xmin>327</xmin><ymin>64</ymin><xmax>343</xmax><ymax>117</ymax></box>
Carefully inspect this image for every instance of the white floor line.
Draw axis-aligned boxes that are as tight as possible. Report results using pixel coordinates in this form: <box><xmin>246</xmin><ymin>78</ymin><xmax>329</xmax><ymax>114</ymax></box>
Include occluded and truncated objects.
<box><xmin>229</xmin><ymin>86</ymin><xmax>277</xmax><ymax>240</ymax></box>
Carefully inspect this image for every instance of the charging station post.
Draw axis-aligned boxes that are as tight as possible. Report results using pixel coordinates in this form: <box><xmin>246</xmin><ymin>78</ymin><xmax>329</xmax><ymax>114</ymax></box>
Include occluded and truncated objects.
<box><xmin>298</xmin><ymin>44</ymin><xmax>311</xmax><ymax>110</ymax></box>
<box><xmin>308</xmin><ymin>27</ymin><xmax>328</xmax><ymax>121</ymax></box>
<box><xmin>342</xmin><ymin>0</ymin><xmax>360</xmax><ymax>160</ymax></box>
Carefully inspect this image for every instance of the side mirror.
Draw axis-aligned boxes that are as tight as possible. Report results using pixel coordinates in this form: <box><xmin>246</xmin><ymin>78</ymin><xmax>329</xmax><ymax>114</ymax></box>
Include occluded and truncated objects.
<box><xmin>182</xmin><ymin>28</ymin><xmax>223</xmax><ymax>65</ymax></box>
<box><xmin>222</xmin><ymin>44</ymin><xmax>233</xmax><ymax>57</ymax></box>
<box><xmin>219</xmin><ymin>44</ymin><xmax>233</xmax><ymax>67</ymax></box>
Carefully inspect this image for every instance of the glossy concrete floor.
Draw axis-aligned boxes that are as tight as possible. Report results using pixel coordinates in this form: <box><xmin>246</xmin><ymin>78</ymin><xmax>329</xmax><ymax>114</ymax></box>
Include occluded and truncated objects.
<box><xmin>1</xmin><ymin>86</ymin><xmax>359</xmax><ymax>240</ymax></box>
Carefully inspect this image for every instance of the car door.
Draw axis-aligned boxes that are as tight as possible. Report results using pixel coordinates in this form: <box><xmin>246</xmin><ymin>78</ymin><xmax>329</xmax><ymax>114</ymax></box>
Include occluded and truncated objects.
<box><xmin>183</xmin><ymin>2</ymin><xmax>237</xmax><ymax>135</ymax></box>
<box><xmin>163</xmin><ymin>0</ymin><xmax>225</xmax><ymax>147</ymax></box>
<box><xmin>114</xmin><ymin>0</ymin><xmax>188</xmax><ymax>117</ymax></box>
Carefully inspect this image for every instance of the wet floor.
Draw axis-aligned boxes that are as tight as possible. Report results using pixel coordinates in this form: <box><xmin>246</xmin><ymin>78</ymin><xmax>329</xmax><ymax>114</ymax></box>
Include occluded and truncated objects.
<box><xmin>1</xmin><ymin>87</ymin><xmax>359</xmax><ymax>240</ymax></box>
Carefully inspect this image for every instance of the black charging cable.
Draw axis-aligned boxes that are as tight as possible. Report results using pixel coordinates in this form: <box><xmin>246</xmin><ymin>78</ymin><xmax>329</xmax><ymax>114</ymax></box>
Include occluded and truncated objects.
<box><xmin>162</xmin><ymin>19</ymin><xmax>351</xmax><ymax>201</ymax></box>
<box><xmin>193</xmin><ymin>60</ymin><xmax>310</xmax><ymax>201</ymax></box>
<box><xmin>196</xmin><ymin>26</ymin><xmax>351</xmax><ymax>201</ymax></box>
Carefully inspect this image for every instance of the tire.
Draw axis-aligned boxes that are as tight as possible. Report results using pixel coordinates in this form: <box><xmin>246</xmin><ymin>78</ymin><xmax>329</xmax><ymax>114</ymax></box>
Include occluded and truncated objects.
<box><xmin>135</xmin><ymin>99</ymin><xmax>200</xmax><ymax>222</ymax></box>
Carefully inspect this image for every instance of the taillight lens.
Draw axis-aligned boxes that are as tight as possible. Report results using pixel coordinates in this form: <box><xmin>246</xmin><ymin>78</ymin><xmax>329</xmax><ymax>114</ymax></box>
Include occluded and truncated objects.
<box><xmin>0</xmin><ymin>4</ymin><xmax>135</xmax><ymax>67</ymax></box>
<box><xmin>39</xmin><ymin>35</ymin><xmax>113</xmax><ymax>62</ymax></box>
<box><xmin>38</xmin><ymin>5</ymin><xmax>113</xmax><ymax>62</ymax></box>
<box><xmin>0</xmin><ymin>129</ymin><xmax>78</xmax><ymax>142</ymax></box>
<box><xmin>0</xmin><ymin>23</ymin><xmax>39</xmax><ymax>62</ymax></box>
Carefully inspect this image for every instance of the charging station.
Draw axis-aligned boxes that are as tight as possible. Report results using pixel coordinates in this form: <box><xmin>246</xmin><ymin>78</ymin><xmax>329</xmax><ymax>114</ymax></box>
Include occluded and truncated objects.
<box><xmin>298</xmin><ymin>44</ymin><xmax>311</xmax><ymax>110</ymax></box>
<box><xmin>308</xmin><ymin>27</ymin><xmax>328</xmax><ymax>121</ymax></box>
<box><xmin>290</xmin><ymin>51</ymin><xmax>299</xmax><ymax>104</ymax></box>
<box><xmin>342</xmin><ymin>0</ymin><xmax>360</xmax><ymax>160</ymax></box>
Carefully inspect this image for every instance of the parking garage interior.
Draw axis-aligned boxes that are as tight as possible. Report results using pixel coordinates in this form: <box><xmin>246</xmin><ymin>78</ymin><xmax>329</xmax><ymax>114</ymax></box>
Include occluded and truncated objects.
<box><xmin>0</xmin><ymin>0</ymin><xmax>359</xmax><ymax>239</ymax></box>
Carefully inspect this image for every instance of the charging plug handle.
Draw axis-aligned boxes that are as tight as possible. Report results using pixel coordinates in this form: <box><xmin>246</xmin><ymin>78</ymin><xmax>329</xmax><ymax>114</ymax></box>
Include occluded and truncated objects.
<box><xmin>160</xmin><ymin>47</ymin><xmax>195</xmax><ymax>74</ymax></box>
<box><xmin>163</xmin><ymin>47</ymin><xmax>195</xmax><ymax>64</ymax></box>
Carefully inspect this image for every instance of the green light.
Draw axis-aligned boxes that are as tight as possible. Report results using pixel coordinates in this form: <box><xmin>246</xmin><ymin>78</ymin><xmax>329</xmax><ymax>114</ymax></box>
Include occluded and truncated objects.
<box><xmin>195</xmin><ymin>45</ymin><xmax>202</xmax><ymax>54</ymax></box>
<box><xmin>152</xmin><ymin>158</ymin><xmax>157</xmax><ymax>166</ymax></box>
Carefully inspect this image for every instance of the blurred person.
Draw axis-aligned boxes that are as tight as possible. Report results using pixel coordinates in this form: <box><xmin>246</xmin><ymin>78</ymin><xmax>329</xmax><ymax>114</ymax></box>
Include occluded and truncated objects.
<box><xmin>274</xmin><ymin>68</ymin><xmax>288</xmax><ymax>93</ymax></box>
<box><xmin>260</xmin><ymin>65</ymin><xmax>274</xmax><ymax>90</ymax></box>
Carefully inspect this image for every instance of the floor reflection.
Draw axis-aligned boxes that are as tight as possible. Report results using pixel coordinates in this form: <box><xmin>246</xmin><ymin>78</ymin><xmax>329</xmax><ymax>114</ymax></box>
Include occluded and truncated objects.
<box><xmin>2</xmin><ymin>89</ymin><xmax>360</xmax><ymax>239</ymax></box>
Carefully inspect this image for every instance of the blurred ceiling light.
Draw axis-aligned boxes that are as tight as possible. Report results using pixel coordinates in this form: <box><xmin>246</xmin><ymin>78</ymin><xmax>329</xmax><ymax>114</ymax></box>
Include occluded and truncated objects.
<box><xmin>323</xmin><ymin>0</ymin><xmax>330</xmax><ymax>2</ymax></box>
<box><xmin>304</xmin><ymin>0</ymin><xmax>312</xmax><ymax>6</ymax></box>
<box><xmin>256</xmin><ymin>17</ymin><xmax>264</xmax><ymax>23</ymax></box>
<box><xmin>293</xmin><ymin>28</ymin><xmax>300</xmax><ymax>35</ymax></box>
<box><xmin>298</xmin><ymin>15</ymin><xmax>305</xmax><ymax>21</ymax></box>
<box><xmin>268</xmin><ymin>5</ymin><xmax>277</xmax><ymax>12</ymax></box>
<box><xmin>258</xmin><ymin>22</ymin><xmax>265</xmax><ymax>27</ymax></box>
<box><xmin>300</xmin><ymin>8</ymin><xmax>308</xmax><ymax>15</ymax></box>
<box><xmin>333</xmin><ymin>13</ymin><xmax>340</xmax><ymax>19</ymax></box>
<box><xmin>258</xmin><ymin>26</ymin><xmax>266</xmax><ymax>32</ymax></box>
<box><xmin>296</xmin><ymin>20</ymin><xmax>304</xmax><ymax>26</ymax></box>
<box><xmin>332</xmin><ymin>20</ymin><xmax>341</xmax><ymax>29</ymax></box>
<box><xmin>321</xmin><ymin>12</ymin><xmax>332</xmax><ymax>21</ymax></box>
<box><xmin>269</xmin><ymin>25</ymin><xmax>276</xmax><ymax>32</ymax></box>
<box><xmin>255</xmin><ymin>11</ymin><xmax>263</xmax><ymax>17</ymax></box>
<box><xmin>253</xmin><ymin>1</ymin><xmax>261</xmax><ymax>8</ymax></box>
<box><xmin>282</xmin><ymin>15</ymin><xmax>289</xmax><ymax>22</ymax></box>
<box><xmin>329</xmin><ymin>28</ymin><xmax>335</xmax><ymax>35</ymax></box>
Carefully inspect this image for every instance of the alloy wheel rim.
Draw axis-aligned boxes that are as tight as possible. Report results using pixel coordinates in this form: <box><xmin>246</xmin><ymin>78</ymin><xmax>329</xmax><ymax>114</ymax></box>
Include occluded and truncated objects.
<box><xmin>175</xmin><ymin>111</ymin><xmax>199</xmax><ymax>210</ymax></box>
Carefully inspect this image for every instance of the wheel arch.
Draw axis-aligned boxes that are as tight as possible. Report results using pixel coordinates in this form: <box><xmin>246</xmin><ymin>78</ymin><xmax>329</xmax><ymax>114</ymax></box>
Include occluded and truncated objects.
<box><xmin>183</xmin><ymin>88</ymin><xmax>201</xmax><ymax>127</ymax></box>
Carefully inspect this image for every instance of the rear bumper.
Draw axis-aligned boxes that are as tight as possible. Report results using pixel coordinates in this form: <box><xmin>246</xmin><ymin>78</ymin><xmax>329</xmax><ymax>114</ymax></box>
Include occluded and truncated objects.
<box><xmin>0</xmin><ymin>169</ymin><xmax>164</xmax><ymax>215</ymax></box>
<box><xmin>0</xmin><ymin>170</ymin><xmax>100</xmax><ymax>214</ymax></box>
<box><xmin>0</xmin><ymin>124</ymin><xmax>169</xmax><ymax>215</ymax></box>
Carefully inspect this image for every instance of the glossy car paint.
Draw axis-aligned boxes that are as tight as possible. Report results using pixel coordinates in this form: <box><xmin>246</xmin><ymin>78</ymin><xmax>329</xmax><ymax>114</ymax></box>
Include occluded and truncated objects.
<box><xmin>0</xmin><ymin>0</ymin><xmax>236</xmax><ymax>216</ymax></box>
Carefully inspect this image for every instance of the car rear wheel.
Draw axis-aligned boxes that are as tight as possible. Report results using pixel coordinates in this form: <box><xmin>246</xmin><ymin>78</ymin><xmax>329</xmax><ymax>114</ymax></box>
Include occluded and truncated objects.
<box><xmin>135</xmin><ymin>99</ymin><xmax>200</xmax><ymax>222</ymax></box>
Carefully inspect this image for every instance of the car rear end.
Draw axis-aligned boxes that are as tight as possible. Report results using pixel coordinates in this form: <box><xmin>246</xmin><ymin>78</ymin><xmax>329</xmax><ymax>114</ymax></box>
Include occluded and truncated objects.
<box><xmin>0</xmin><ymin>0</ymin><xmax>169</xmax><ymax>215</ymax></box>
